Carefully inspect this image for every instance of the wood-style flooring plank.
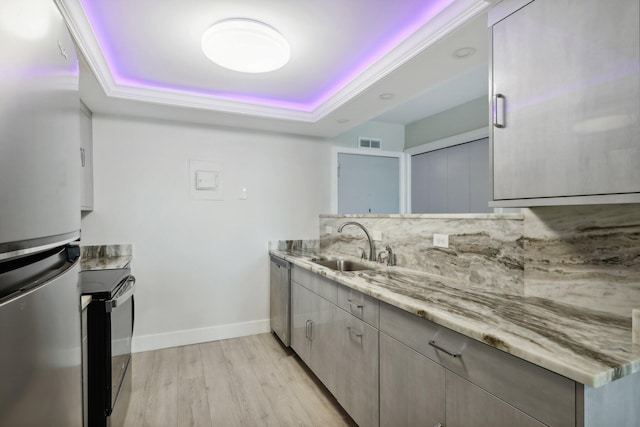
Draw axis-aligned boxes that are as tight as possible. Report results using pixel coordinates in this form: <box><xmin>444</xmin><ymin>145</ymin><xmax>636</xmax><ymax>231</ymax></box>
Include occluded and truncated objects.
<box><xmin>177</xmin><ymin>345</ymin><xmax>212</xmax><ymax>427</ymax></box>
<box><xmin>219</xmin><ymin>337</ymin><xmax>281</xmax><ymax>427</ymax></box>
<box><xmin>122</xmin><ymin>334</ymin><xmax>356</xmax><ymax>427</ymax></box>
<box><xmin>242</xmin><ymin>334</ymin><xmax>317</xmax><ymax>426</ymax></box>
<box><xmin>142</xmin><ymin>347</ymin><xmax>178</xmax><ymax>427</ymax></box>
<box><xmin>123</xmin><ymin>349</ymin><xmax>157</xmax><ymax>427</ymax></box>
<box><xmin>199</xmin><ymin>340</ymin><xmax>245</xmax><ymax>427</ymax></box>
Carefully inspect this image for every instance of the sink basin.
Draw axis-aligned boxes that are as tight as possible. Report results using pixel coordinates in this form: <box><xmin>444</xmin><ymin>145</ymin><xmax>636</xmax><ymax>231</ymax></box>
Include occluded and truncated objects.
<box><xmin>312</xmin><ymin>258</ymin><xmax>373</xmax><ymax>272</ymax></box>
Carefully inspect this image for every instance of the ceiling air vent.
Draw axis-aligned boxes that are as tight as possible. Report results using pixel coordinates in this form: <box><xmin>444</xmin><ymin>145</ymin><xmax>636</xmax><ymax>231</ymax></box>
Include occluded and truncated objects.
<box><xmin>358</xmin><ymin>137</ymin><xmax>382</xmax><ymax>149</ymax></box>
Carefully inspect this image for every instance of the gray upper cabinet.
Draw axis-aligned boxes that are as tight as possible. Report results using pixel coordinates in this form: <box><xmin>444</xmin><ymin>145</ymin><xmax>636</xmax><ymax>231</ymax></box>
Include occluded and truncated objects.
<box><xmin>490</xmin><ymin>0</ymin><xmax>640</xmax><ymax>206</ymax></box>
<box><xmin>79</xmin><ymin>101</ymin><xmax>94</xmax><ymax>211</ymax></box>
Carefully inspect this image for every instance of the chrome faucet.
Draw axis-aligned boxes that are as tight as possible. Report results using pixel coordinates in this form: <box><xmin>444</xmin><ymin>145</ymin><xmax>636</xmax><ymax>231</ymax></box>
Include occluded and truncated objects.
<box><xmin>337</xmin><ymin>221</ymin><xmax>376</xmax><ymax>261</ymax></box>
<box><xmin>377</xmin><ymin>245</ymin><xmax>395</xmax><ymax>266</ymax></box>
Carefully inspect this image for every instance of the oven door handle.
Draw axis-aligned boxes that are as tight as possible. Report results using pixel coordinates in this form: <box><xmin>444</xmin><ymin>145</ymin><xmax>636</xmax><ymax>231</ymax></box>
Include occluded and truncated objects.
<box><xmin>106</xmin><ymin>276</ymin><xmax>136</xmax><ymax>312</ymax></box>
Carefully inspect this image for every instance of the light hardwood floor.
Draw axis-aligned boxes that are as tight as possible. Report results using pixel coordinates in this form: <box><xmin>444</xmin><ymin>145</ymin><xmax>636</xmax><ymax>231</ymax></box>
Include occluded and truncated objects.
<box><xmin>123</xmin><ymin>333</ymin><xmax>358</xmax><ymax>427</ymax></box>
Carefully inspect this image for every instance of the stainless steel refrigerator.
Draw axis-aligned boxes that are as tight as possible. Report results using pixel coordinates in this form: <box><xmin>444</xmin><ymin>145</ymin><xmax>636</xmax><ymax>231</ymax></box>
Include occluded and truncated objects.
<box><xmin>0</xmin><ymin>0</ymin><xmax>83</xmax><ymax>425</ymax></box>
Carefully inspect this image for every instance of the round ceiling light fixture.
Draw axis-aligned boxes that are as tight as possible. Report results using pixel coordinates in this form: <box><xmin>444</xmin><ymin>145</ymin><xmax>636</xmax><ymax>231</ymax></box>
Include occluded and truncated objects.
<box><xmin>201</xmin><ymin>18</ymin><xmax>290</xmax><ymax>73</ymax></box>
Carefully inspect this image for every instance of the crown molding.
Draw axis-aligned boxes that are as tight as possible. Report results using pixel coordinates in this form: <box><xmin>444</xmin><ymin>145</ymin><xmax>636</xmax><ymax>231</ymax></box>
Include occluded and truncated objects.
<box><xmin>57</xmin><ymin>0</ymin><xmax>490</xmax><ymax>123</ymax></box>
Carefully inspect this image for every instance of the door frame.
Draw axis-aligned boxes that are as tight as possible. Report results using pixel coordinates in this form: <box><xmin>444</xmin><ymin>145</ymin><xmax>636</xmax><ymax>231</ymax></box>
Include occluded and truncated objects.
<box><xmin>331</xmin><ymin>147</ymin><xmax>407</xmax><ymax>214</ymax></box>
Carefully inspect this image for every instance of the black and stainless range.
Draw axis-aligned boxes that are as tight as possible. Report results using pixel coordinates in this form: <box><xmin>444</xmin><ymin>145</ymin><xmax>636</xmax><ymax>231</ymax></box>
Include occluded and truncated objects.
<box><xmin>81</xmin><ymin>268</ymin><xmax>136</xmax><ymax>427</ymax></box>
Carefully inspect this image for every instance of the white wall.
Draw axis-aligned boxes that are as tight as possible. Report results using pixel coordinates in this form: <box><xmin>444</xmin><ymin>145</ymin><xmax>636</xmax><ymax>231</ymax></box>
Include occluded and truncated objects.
<box><xmin>405</xmin><ymin>96</ymin><xmax>488</xmax><ymax>149</ymax></box>
<box><xmin>329</xmin><ymin>120</ymin><xmax>405</xmax><ymax>151</ymax></box>
<box><xmin>81</xmin><ymin>115</ymin><xmax>332</xmax><ymax>352</ymax></box>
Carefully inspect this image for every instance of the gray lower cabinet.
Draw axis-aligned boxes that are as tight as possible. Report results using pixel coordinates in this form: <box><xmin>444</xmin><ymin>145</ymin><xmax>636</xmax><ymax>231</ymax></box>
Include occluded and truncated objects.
<box><xmin>380</xmin><ymin>333</ymin><xmax>445</xmax><ymax>427</ymax></box>
<box><xmin>379</xmin><ymin>301</ymin><xmax>575</xmax><ymax>427</ymax></box>
<box><xmin>291</xmin><ymin>281</ymin><xmax>337</xmax><ymax>393</ymax></box>
<box><xmin>446</xmin><ymin>371</ymin><xmax>544</xmax><ymax>427</ymax></box>
<box><xmin>291</xmin><ymin>267</ymin><xmax>378</xmax><ymax>427</ymax></box>
<box><xmin>334</xmin><ymin>310</ymin><xmax>379</xmax><ymax>427</ymax></box>
<box><xmin>290</xmin><ymin>266</ymin><xmax>640</xmax><ymax>427</ymax></box>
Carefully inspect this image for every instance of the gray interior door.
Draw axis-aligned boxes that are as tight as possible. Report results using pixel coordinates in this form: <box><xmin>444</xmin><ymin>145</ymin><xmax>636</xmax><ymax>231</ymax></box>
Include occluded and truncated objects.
<box><xmin>338</xmin><ymin>153</ymin><xmax>400</xmax><ymax>214</ymax></box>
<box><xmin>411</xmin><ymin>138</ymin><xmax>490</xmax><ymax>213</ymax></box>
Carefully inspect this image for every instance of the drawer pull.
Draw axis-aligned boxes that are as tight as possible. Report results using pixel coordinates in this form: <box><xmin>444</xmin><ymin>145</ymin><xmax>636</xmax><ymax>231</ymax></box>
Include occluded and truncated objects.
<box><xmin>429</xmin><ymin>340</ymin><xmax>461</xmax><ymax>358</ymax></box>
<box><xmin>347</xmin><ymin>299</ymin><xmax>364</xmax><ymax>310</ymax></box>
<box><xmin>346</xmin><ymin>326</ymin><xmax>363</xmax><ymax>338</ymax></box>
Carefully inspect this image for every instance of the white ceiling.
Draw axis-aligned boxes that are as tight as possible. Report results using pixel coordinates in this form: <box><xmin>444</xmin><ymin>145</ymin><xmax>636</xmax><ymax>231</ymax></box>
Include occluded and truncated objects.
<box><xmin>57</xmin><ymin>0</ymin><xmax>492</xmax><ymax>137</ymax></box>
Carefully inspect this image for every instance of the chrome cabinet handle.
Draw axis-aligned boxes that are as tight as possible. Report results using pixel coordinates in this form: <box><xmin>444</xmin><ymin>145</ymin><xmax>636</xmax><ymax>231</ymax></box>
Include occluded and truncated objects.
<box><xmin>429</xmin><ymin>340</ymin><xmax>461</xmax><ymax>358</ymax></box>
<box><xmin>80</xmin><ymin>147</ymin><xmax>86</xmax><ymax>167</ymax></box>
<box><xmin>493</xmin><ymin>94</ymin><xmax>505</xmax><ymax>128</ymax></box>
<box><xmin>346</xmin><ymin>326</ymin><xmax>363</xmax><ymax>338</ymax></box>
<box><xmin>305</xmin><ymin>320</ymin><xmax>312</xmax><ymax>341</ymax></box>
<box><xmin>347</xmin><ymin>299</ymin><xmax>364</xmax><ymax>310</ymax></box>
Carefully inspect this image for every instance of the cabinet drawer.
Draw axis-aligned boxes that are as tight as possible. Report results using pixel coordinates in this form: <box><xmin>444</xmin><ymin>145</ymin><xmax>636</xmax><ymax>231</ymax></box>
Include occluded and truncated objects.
<box><xmin>337</xmin><ymin>285</ymin><xmax>379</xmax><ymax>328</ymax></box>
<box><xmin>379</xmin><ymin>302</ymin><xmax>575</xmax><ymax>427</ymax></box>
<box><xmin>292</xmin><ymin>267</ymin><xmax>337</xmax><ymax>304</ymax></box>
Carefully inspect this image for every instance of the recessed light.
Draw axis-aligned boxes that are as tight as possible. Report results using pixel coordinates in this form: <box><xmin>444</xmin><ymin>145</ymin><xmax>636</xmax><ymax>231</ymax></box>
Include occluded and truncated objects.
<box><xmin>452</xmin><ymin>47</ymin><xmax>476</xmax><ymax>59</ymax></box>
<box><xmin>201</xmin><ymin>19</ymin><xmax>290</xmax><ymax>73</ymax></box>
<box><xmin>379</xmin><ymin>93</ymin><xmax>395</xmax><ymax>100</ymax></box>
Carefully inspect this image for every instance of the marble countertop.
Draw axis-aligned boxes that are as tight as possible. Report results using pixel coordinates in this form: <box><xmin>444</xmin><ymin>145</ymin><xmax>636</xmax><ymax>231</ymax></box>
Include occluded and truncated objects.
<box><xmin>80</xmin><ymin>244</ymin><xmax>132</xmax><ymax>271</ymax></box>
<box><xmin>271</xmin><ymin>249</ymin><xmax>640</xmax><ymax>388</ymax></box>
<box><xmin>81</xmin><ymin>295</ymin><xmax>91</xmax><ymax>310</ymax></box>
<box><xmin>80</xmin><ymin>256</ymin><xmax>132</xmax><ymax>271</ymax></box>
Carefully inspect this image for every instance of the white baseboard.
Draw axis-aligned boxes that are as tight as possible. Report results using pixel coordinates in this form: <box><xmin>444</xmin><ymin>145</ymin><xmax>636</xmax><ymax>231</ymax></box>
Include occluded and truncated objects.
<box><xmin>131</xmin><ymin>318</ymin><xmax>271</xmax><ymax>353</ymax></box>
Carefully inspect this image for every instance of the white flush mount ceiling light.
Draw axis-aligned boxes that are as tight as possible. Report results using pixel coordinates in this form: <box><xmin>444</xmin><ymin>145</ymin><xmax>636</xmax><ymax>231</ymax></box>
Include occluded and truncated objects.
<box><xmin>201</xmin><ymin>18</ymin><xmax>290</xmax><ymax>73</ymax></box>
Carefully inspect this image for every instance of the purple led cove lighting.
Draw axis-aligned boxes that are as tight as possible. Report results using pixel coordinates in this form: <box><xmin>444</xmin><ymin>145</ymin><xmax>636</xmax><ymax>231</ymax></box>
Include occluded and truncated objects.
<box><xmin>311</xmin><ymin>0</ymin><xmax>455</xmax><ymax>110</ymax></box>
<box><xmin>79</xmin><ymin>0</ymin><xmax>456</xmax><ymax>112</ymax></box>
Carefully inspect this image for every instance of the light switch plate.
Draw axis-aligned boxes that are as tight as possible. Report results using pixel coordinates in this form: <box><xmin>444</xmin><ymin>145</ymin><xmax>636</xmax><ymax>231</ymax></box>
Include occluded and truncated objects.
<box><xmin>433</xmin><ymin>234</ymin><xmax>449</xmax><ymax>248</ymax></box>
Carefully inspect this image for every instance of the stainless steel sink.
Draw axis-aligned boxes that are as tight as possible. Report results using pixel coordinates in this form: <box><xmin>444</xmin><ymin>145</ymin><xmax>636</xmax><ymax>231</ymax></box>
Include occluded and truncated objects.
<box><xmin>311</xmin><ymin>258</ymin><xmax>373</xmax><ymax>272</ymax></box>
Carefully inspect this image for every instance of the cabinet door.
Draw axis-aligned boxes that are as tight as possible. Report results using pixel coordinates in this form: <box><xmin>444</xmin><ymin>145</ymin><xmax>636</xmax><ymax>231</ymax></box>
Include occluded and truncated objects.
<box><xmin>79</xmin><ymin>102</ymin><xmax>94</xmax><ymax>211</ymax></box>
<box><xmin>333</xmin><ymin>309</ymin><xmax>379</xmax><ymax>427</ymax></box>
<box><xmin>492</xmin><ymin>0</ymin><xmax>640</xmax><ymax>201</ymax></box>
<box><xmin>446</xmin><ymin>371</ymin><xmax>545</xmax><ymax>427</ymax></box>
<box><xmin>309</xmin><ymin>294</ymin><xmax>337</xmax><ymax>395</ymax></box>
<box><xmin>380</xmin><ymin>333</ymin><xmax>445</xmax><ymax>427</ymax></box>
<box><xmin>291</xmin><ymin>282</ymin><xmax>312</xmax><ymax>366</ymax></box>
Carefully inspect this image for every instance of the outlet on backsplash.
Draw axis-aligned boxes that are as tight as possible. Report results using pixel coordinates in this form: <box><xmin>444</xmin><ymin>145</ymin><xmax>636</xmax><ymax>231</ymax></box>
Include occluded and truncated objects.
<box><xmin>372</xmin><ymin>230</ymin><xmax>382</xmax><ymax>241</ymax></box>
<box><xmin>433</xmin><ymin>234</ymin><xmax>449</xmax><ymax>248</ymax></box>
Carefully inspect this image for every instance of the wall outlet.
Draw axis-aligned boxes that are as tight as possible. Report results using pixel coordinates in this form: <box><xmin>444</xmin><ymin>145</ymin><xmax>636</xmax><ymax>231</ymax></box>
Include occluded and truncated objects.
<box><xmin>325</xmin><ymin>226</ymin><xmax>332</xmax><ymax>234</ymax></box>
<box><xmin>372</xmin><ymin>230</ymin><xmax>383</xmax><ymax>241</ymax></box>
<box><xmin>433</xmin><ymin>234</ymin><xmax>449</xmax><ymax>248</ymax></box>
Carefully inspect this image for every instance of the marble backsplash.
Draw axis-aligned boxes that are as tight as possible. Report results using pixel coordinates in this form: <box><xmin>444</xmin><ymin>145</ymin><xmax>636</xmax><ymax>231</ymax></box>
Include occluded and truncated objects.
<box><xmin>524</xmin><ymin>204</ymin><xmax>640</xmax><ymax>318</ymax></box>
<box><xmin>269</xmin><ymin>240</ymin><xmax>319</xmax><ymax>252</ymax></box>
<box><xmin>318</xmin><ymin>205</ymin><xmax>640</xmax><ymax>318</ymax></box>
<box><xmin>319</xmin><ymin>214</ymin><xmax>525</xmax><ymax>295</ymax></box>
